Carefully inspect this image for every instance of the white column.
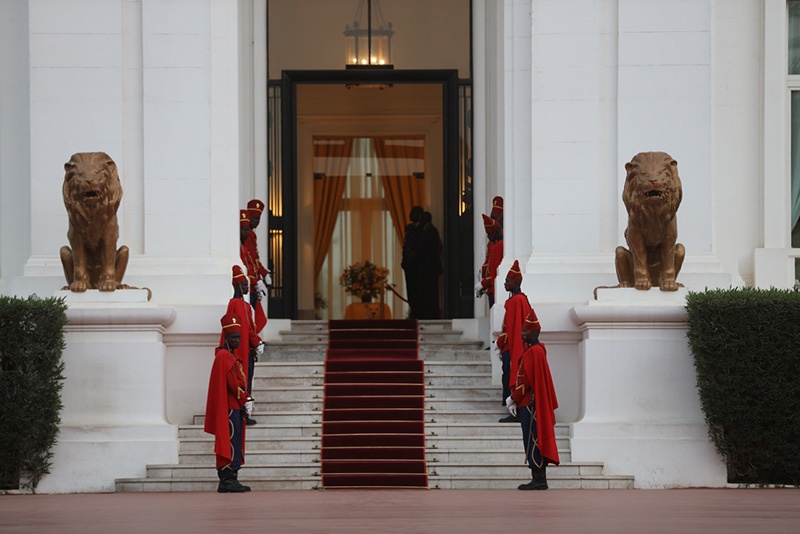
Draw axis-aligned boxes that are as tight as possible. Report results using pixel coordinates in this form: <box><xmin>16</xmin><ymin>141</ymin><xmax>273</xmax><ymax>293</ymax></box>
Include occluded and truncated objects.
<box><xmin>755</xmin><ymin>0</ymin><xmax>795</xmax><ymax>288</ymax></box>
<box><xmin>0</xmin><ymin>0</ymin><xmax>31</xmax><ymax>292</ymax></box>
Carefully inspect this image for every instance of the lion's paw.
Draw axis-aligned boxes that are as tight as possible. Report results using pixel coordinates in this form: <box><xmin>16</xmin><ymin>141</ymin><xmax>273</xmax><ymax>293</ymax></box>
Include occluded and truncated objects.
<box><xmin>634</xmin><ymin>280</ymin><xmax>652</xmax><ymax>291</ymax></box>
<box><xmin>660</xmin><ymin>280</ymin><xmax>679</xmax><ymax>291</ymax></box>
<box><xmin>98</xmin><ymin>279</ymin><xmax>118</xmax><ymax>292</ymax></box>
<box><xmin>70</xmin><ymin>280</ymin><xmax>89</xmax><ymax>292</ymax></box>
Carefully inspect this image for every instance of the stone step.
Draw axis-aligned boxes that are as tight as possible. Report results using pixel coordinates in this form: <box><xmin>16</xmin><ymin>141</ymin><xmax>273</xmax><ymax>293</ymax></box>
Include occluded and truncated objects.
<box><xmin>180</xmin><ymin>436</ymin><xmax>320</xmax><ymax>453</ymax></box>
<box><xmin>429</xmin><ymin>474</ymin><xmax>635</xmax><ymax>490</ymax></box>
<box><xmin>173</xmin><ymin>448</ymin><xmax>574</xmax><ymax>466</ymax></box>
<box><xmin>145</xmin><ymin>456</ymin><xmax>593</xmax><ymax>479</ymax></box>
<box><xmin>179</xmin><ymin>424</ymin><xmax>322</xmax><ymax>439</ymax></box>
<box><xmin>419</xmin><ymin>348</ymin><xmax>489</xmax><ymax>360</ymax></box>
<box><xmin>116</xmin><ymin>476</ymin><xmax>320</xmax><ymax>492</ymax></box>
<box><xmin>192</xmin><ymin>409</ymin><xmax>542</xmax><ymax>426</ymax></box>
<box><xmin>249</xmin><ymin>385</ymin><xmax>501</xmax><ymax>403</ymax></box>
<box><xmin>178</xmin><ymin>434</ymin><xmax>572</xmax><ymax>454</ymax></box>
<box><xmin>256</xmin><ymin>348</ymin><xmax>484</xmax><ymax>365</ymax></box>
<box><xmin>428</xmin><ymin>436</ymin><xmax>572</xmax><ymax>453</ymax></box>
<box><xmin>255</xmin><ymin>372</ymin><xmax>495</xmax><ymax>389</ymax></box>
<box><xmin>425</xmin><ymin>362</ymin><xmax>492</xmax><ymax>374</ymax></box>
<box><xmin>184</xmin><ymin>419</ymin><xmax>569</xmax><ymax>437</ymax></box>
<box><xmin>146</xmin><ymin>463</ymin><xmax>319</xmax><ymax>478</ymax></box>
<box><xmin>116</xmin><ymin>471</ymin><xmax>635</xmax><ymax>492</ymax></box>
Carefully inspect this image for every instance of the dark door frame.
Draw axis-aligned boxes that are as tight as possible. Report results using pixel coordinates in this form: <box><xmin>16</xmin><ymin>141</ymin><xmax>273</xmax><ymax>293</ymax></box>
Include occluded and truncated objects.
<box><xmin>277</xmin><ymin>68</ymin><xmax>470</xmax><ymax>320</ymax></box>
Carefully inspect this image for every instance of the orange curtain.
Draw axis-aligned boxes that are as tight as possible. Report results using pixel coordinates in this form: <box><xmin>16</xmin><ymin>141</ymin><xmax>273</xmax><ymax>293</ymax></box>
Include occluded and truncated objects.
<box><xmin>313</xmin><ymin>137</ymin><xmax>354</xmax><ymax>276</ymax></box>
<box><xmin>373</xmin><ymin>136</ymin><xmax>425</xmax><ymax>245</ymax></box>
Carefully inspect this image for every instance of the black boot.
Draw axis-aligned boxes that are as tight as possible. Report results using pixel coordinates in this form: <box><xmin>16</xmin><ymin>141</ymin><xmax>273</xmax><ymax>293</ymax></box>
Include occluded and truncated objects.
<box><xmin>499</xmin><ymin>414</ymin><xmax>520</xmax><ymax>423</ymax></box>
<box><xmin>233</xmin><ymin>470</ymin><xmax>251</xmax><ymax>492</ymax></box>
<box><xmin>217</xmin><ymin>467</ymin><xmax>249</xmax><ymax>493</ymax></box>
<box><xmin>518</xmin><ymin>465</ymin><xmax>548</xmax><ymax>490</ymax></box>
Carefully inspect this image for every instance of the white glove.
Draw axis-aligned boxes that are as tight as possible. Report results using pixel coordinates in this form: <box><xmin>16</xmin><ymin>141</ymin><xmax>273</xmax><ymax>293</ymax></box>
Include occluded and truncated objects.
<box><xmin>491</xmin><ymin>343</ymin><xmax>501</xmax><ymax>361</ymax></box>
<box><xmin>255</xmin><ymin>342</ymin><xmax>265</xmax><ymax>355</ymax></box>
<box><xmin>255</xmin><ymin>279</ymin><xmax>268</xmax><ymax>297</ymax></box>
<box><xmin>244</xmin><ymin>398</ymin><xmax>254</xmax><ymax>418</ymax></box>
<box><xmin>474</xmin><ymin>281</ymin><xmax>485</xmax><ymax>298</ymax></box>
<box><xmin>506</xmin><ymin>396</ymin><xmax>517</xmax><ymax>417</ymax></box>
<box><xmin>264</xmin><ymin>272</ymin><xmax>272</xmax><ymax>286</ymax></box>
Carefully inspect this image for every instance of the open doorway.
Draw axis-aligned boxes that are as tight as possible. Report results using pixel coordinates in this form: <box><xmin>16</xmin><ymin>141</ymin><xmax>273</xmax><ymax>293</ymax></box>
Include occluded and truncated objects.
<box><xmin>273</xmin><ymin>70</ymin><xmax>471</xmax><ymax>320</ymax></box>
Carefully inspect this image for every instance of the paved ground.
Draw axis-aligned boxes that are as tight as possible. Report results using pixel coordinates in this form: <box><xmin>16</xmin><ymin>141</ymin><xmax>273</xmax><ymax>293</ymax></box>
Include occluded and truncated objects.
<box><xmin>1</xmin><ymin>488</ymin><xmax>799</xmax><ymax>533</ymax></box>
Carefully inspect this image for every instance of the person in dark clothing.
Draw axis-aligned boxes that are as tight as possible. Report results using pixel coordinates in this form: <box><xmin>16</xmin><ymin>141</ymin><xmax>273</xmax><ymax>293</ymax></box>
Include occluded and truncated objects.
<box><xmin>418</xmin><ymin>211</ymin><xmax>444</xmax><ymax>319</ymax></box>
<box><xmin>402</xmin><ymin>205</ymin><xmax>424</xmax><ymax>318</ymax></box>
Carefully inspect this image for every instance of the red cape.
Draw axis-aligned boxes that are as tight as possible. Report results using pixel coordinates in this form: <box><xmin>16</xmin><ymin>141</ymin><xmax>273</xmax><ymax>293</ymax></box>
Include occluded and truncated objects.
<box><xmin>203</xmin><ymin>347</ymin><xmax>247</xmax><ymax>463</ymax></box>
<box><xmin>254</xmin><ymin>300</ymin><xmax>267</xmax><ymax>333</ymax></box>
<box><xmin>525</xmin><ymin>342</ymin><xmax>560</xmax><ymax>465</ymax></box>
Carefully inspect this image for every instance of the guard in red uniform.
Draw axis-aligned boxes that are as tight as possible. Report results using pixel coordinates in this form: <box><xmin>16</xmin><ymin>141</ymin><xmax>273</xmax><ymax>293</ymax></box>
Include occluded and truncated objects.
<box><xmin>245</xmin><ymin>199</ymin><xmax>271</xmax><ymax>309</ymax></box>
<box><xmin>490</xmin><ymin>195</ymin><xmax>503</xmax><ymax>227</ymax></box>
<box><xmin>221</xmin><ymin>265</ymin><xmax>263</xmax><ymax>425</ymax></box>
<box><xmin>475</xmin><ymin>214</ymin><xmax>504</xmax><ymax>307</ymax></box>
<box><xmin>204</xmin><ymin>312</ymin><xmax>253</xmax><ymax>493</ymax></box>
<box><xmin>239</xmin><ymin>209</ymin><xmax>267</xmax><ymax>333</ymax></box>
<box><xmin>495</xmin><ymin>260</ymin><xmax>532</xmax><ymax>422</ymax></box>
<box><xmin>506</xmin><ymin>308</ymin><xmax>559</xmax><ymax>490</ymax></box>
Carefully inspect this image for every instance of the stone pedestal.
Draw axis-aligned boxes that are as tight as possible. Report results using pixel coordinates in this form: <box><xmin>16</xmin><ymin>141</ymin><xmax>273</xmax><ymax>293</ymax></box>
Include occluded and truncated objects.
<box><xmin>568</xmin><ymin>288</ymin><xmax>727</xmax><ymax>488</ymax></box>
<box><xmin>37</xmin><ymin>290</ymin><xmax>178</xmax><ymax>493</ymax></box>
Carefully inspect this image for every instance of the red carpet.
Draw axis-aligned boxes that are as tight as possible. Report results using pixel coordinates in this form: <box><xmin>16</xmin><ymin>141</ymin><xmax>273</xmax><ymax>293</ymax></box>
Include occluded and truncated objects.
<box><xmin>321</xmin><ymin>320</ymin><xmax>428</xmax><ymax>489</ymax></box>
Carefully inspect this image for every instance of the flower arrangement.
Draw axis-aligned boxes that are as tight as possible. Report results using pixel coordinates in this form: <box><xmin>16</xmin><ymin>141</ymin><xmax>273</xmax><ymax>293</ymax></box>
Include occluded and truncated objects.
<box><xmin>340</xmin><ymin>260</ymin><xmax>389</xmax><ymax>300</ymax></box>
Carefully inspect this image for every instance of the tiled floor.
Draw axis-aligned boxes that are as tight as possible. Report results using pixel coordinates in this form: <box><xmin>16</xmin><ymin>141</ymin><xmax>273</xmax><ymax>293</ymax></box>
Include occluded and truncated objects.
<box><xmin>1</xmin><ymin>488</ymin><xmax>799</xmax><ymax>533</ymax></box>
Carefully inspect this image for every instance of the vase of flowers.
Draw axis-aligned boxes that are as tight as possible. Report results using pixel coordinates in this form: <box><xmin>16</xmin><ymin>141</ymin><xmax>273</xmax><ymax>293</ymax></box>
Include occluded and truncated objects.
<box><xmin>340</xmin><ymin>260</ymin><xmax>389</xmax><ymax>301</ymax></box>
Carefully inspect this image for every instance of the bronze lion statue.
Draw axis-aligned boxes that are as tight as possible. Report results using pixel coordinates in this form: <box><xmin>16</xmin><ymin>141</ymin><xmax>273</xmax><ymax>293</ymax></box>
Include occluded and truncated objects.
<box><xmin>60</xmin><ymin>152</ymin><xmax>129</xmax><ymax>292</ymax></box>
<box><xmin>615</xmin><ymin>151</ymin><xmax>685</xmax><ymax>291</ymax></box>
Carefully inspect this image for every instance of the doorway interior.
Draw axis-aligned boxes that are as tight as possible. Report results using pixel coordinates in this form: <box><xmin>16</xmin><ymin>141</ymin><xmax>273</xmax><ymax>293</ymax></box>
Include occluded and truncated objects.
<box><xmin>269</xmin><ymin>70</ymin><xmax>473</xmax><ymax>320</ymax></box>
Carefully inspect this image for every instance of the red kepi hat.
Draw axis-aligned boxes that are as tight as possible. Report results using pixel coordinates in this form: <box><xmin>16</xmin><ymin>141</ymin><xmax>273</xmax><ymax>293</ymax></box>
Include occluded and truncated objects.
<box><xmin>524</xmin><ymin>308</ymin><xmax>541</xmax><ymax>332</ymax></box>
<box><xmin>232</xmin><ymin>265</ymin><xmax>247</xmax><ymax>285</ymax></box>
<box><xmin>240</xmin><ymin>210</ymin><xmax>251</xmax><ymax>227</ymax></box>
<box><xmin>506</xmin><ymin>259</ymin><xmax>523</xmax><ymax>281</ymax></box>
<box><xmin>220</xmin><ymin>312</ymin><xmax>242</xmax><ymax>334</ymax></box>
<box><xmin>491</xmin><ymin>196</ymin><xmax>503</xmax><ymax>219</ymax></box>
<box><xmin>247</xmin><ymin>199</ymin><xmax>264</xmax><ymax>218</ymax></box>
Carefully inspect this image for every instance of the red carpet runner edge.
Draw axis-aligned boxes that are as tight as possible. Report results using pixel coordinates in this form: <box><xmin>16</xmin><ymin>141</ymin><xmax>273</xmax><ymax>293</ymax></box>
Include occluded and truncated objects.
<box><xmin>321</xmin><ymin>319</ymin><xmax>429</xmax><ymax>489</ymax></box>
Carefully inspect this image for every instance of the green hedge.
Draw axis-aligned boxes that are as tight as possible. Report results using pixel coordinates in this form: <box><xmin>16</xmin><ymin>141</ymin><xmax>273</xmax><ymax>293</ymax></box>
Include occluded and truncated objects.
<box><xmin>0</xmin><ymin>296</ymin><xmax>67</xmax><ymax>492</ymax></box>
<box><xmin>686</xmin><ymin>288</ymin><xmax>800</xmax><ymax>485</ymax></box>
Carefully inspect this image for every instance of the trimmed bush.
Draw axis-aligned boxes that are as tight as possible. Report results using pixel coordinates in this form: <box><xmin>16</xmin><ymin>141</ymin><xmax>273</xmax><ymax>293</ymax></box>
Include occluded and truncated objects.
<box><xmin>0</xmin><ymin>296</ymin><xmax>67</xmax><ymax>491</ymax></box>
<box><xmin>686</xmin><ymin>288</ymin><xmax>800</xmax><ymax>485</ymax></box>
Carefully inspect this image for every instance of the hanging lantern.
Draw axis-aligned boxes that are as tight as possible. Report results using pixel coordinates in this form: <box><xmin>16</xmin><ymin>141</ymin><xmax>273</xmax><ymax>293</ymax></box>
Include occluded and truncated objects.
<box><xmin>344</xmin><ymin>0</ymin><xmax>394</xmax><ymax>69</ymax></box>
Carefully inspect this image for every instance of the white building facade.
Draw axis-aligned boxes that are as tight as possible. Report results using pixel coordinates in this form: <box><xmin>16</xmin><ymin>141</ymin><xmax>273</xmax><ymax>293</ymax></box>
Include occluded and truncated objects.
<box><xmin>0</xmin><ymin>0</ymin><xmax>796</xmax><ymax>491</ymax></box>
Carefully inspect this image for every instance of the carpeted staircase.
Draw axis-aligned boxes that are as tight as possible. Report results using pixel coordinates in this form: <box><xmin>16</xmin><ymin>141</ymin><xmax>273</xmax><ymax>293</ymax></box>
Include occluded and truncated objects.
<box><xmin>322</xmin><ymin>320</ymin><xmax>428</xmax><ymax>488</ymax></box>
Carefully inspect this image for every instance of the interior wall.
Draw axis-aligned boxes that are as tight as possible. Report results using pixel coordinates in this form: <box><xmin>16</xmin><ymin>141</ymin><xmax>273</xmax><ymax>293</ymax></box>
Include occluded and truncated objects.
<box><xmin>268</xmin><ymin>0</ymin><xmax>471</xmax><ymax>79</ymax></box>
